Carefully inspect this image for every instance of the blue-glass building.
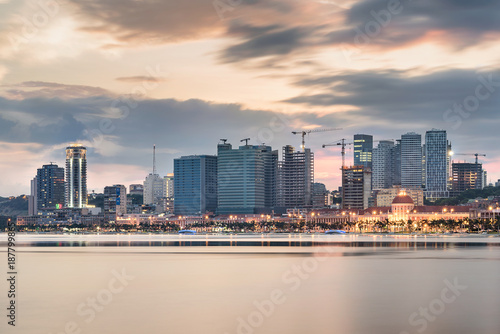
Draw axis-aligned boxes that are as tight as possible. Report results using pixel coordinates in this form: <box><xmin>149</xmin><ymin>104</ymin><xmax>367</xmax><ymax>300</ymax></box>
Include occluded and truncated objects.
<box><xmin>353</xmin><ymin>134</ymin><xmax>373</xmax><ymax>170</ymax></box>
<box><xmin>217</xmin><ymin>142</ymin><xmax>278</xmax><ymax>214</ymax></box>
<box><xmin>173</xmin><ymin>155</ymin><xmax>217</xmax><ymax>215</ymax></box>
<box><xmin>37</xmin><ymin>163</ymin><xmax>65</xmax><ymax>210</ymax></box>
<box><xmin>425</xmin><ymin>129</ymin><xmax>450</xmax><ymax>198</ymax></box>
<box><xmin>400</xmin><ymin>132</ymin><xmax>422</xmax><ymax>189</ymax></box>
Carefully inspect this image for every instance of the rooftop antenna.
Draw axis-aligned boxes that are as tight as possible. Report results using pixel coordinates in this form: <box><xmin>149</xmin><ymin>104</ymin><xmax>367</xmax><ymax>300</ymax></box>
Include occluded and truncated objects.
<box><xmin>241</xmin><ymin>138</ymin><xmax>250</xmax><ymax>145</ymax></box>
<box><xmin>153</xmin><ymin>144</ymin><xmax>156</xmax><ymax>175</ymax></box>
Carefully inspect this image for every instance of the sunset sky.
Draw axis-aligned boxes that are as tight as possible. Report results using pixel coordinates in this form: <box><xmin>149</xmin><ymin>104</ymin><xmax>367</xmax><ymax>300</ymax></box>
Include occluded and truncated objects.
<box><xmin>1</xmin><ymin>0</ymin><xmax>500</xmax><ymax>196</ymax></box>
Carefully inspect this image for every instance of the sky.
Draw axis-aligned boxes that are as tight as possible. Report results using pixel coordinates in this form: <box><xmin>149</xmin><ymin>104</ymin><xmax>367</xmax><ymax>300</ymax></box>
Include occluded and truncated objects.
<box><xmin>1</xmin><ymin>0</ymin><xmax>500</xmax><ymax>196</ymax></box>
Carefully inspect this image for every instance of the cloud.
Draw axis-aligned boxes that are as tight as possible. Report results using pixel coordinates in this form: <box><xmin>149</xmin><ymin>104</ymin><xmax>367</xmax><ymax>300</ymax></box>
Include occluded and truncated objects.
<box><xmin>1</xmin><ymin>81</ymin><xmax>113</xmax><ymax>100</ymax></box>
<box><xmin>0</xmin><ymin>96</ymin><xmax>88</xmax><ymax>145</ymax></box>
<box><xmin>220</xmin><ymin>23</ymin><xmax>321</xmax><ymax>63</ymax></box>
<box><xmin>284</xmin><ymin>68</ymin><xmax>500</xmax><ymax>120</ymax></box>
<box><xmin>0</xmin><ymin>65</ymin><xmax>7</xmax><ymax>80</ymax></box>
<box><xmin>67</xmin><ymin>0</ymin><xmax>227</xmax><ymax>45</ymax></box>
<box><xmin>337</xmin><ymin>0</ymin><xmax>500</xmax><ymax>48</ymax></box>
<box><xmin>115</xmin><ymin>76</ymin><xmax>166</xmax><ymax>83</ymax></box>
<box><xmin>217</xmin><ymin>0</ymin><xmax>500</xmax><ymax>65</ymax></box>
<box><xmin>2</xmin><ymin>0</ymin><xmax>500</xmax><ymax>68</ymax></box>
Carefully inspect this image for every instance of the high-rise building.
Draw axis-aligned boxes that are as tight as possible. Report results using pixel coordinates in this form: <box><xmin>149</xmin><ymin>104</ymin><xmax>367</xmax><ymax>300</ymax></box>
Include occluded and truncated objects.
<box><xmin>342</xmin><ymin>166</ymin><xmax>372</xmax><ymax>210</ymax></box>
<box><xmin>353</xmin><ymin>134</ymin><xmax>373</xmax><ymax>170</ymax></box>
<box><xmin>217</xmin><ymin>141</ymin><xmax>278</xmax><ymax>214</ymax></box>
<box><xmin>104</xmin><ymin>184</ymin><xmax>127</xmax><ymax>218</ymax></box>
<box><xmin>28</xmin><ymin>177</ymin><xmax>38</xmax><ymax>215</ymax></box>
<box><xmin>372</xmin><ymin>140</ymin><xmax>395</xmax><ymax>190</ymax></box>
<box><xmin>174</xmin><ymin>155</ymin><xmax>217</xmax><ymax>215</ymax></box>
<box><xmin>163</xmin><ymin>173</ymin><xmax>175</xmax><ymax>213</ymax></box>
<box><xmin>400</xmin><ymin>132</ymin><xmax>422</xmax><ymax>189</ymax></box>
<box><xmin>424</xmin><ymin>129</ymin><xmax>450</xmax><ymax>198</ymax></box>
<box><xmin>452</xmin><ymin>163</ymin><xmax>483</xmax><ymax>193</ymax></box>
<box><xmin>164</xmin><ymin>173</ymin><xmax>174</xmax><ymax>198</ymax></box>
<box><xmin>65</xmin><ymin>145</ymin><xmax>87</xmax><ymax>208</ymax></box>
<box><xmin>143</xmin><ymin>173</ymin><xmax>164</xmax><ymax>206</ymax></box>
<box><xmin>37</xmin><ymin>163</ymin><xmax>65</xmax><ymax>210</ymax></box>
<box><xmin>277</xmin><ymin>145</ymin><xmax>314</xmax><ymax>209</ymax></box>
<box><xmin>143</xmin><ymin>144</ymin><xmax>166</xmax><ymax>211</ymax></box>
<box><xmin>392</xmin><ymin>140</ymin><xmax>401</xmax><ymax>186</ymax></box>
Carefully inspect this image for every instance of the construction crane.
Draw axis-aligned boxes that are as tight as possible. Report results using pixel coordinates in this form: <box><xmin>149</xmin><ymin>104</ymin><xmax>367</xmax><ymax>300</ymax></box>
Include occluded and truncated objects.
<box><xmin>291</xmin><ymin>128</ymin><xmax>342</xmax><ymax>151</ymax></box>
<box><xmin>322</xmin><ymin>139</ymin><xmax>352</xmax><ymax>170</ymax></box>
<box><xmin>240</xmin><ymin>138</ymin><xmax>250</xmax><ymax>146</ymax></box>
<box><xmin>323</xmin><ymin>139</ymin><xmax>393</xmax><ymax>169</ymax></box>
<box><xmin>454</xmin><ymin>153</ymin><xmax>486</xmax><ymax>164</ymax></box>
<box><xmin>323</xmin><ymin>138</ymin><xmax>392</xmax><ymax>210</ymax></box>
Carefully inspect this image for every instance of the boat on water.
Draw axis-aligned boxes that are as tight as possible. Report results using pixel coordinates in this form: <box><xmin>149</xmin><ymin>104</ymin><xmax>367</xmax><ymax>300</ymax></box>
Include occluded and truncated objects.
<box><xmin>325</xmin><ymin>230</ymin><xmax>346</xmax><ymax>235</ymax></box>
<box><xmin>178</xmin><ymin>230</ymin><xmax>197</xmax><ymax>235</ymax></box>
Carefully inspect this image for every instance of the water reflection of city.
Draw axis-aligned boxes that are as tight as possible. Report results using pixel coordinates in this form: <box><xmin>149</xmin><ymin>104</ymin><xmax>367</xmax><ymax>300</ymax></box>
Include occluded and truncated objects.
<box><xmin>9</xmin><ymin>240</ymin><xmax>500</xmax><ymax>249</ymax></box>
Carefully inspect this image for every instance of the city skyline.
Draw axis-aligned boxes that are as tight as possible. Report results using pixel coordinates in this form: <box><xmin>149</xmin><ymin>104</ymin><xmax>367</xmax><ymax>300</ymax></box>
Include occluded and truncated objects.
<box><xmin>6</xmin><ymin>128</ymin><xmax>497</xmax><ymax>198</ymax></box>
<box><xmin>1</xmin><ymin>1</ymin><xmax>500</xmax><ymax>196</ymax></box>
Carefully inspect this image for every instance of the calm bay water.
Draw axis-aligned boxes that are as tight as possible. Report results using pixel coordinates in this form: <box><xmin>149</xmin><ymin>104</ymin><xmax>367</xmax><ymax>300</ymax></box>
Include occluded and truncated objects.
<box><xmin>1</xmin><ymin>234</ymin><xmax>500</xmax><ymax>334</ymax></box>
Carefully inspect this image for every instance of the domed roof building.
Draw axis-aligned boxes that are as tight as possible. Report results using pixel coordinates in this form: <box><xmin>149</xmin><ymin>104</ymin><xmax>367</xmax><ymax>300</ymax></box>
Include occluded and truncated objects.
<box><xmin>392</xmin><ymin>194</ymin><xmax>414</xmax><ymax>205</ymax></box>
<box><xmin>391</xmin><ymin>192</ymin><xmax>415</xmax><ymax>221</ymax></box>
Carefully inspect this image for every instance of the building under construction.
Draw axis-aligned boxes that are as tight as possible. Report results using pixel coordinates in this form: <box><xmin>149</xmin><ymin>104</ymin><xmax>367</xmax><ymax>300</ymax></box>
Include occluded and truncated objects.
<box><xmin>277</xmin><ymin>145</ymin><xmax>314</xmax><ymax>209</ymax></box>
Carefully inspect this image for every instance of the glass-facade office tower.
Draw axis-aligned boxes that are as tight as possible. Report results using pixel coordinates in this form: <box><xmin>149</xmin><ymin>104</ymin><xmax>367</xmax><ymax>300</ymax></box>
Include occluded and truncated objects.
<box><xmin>174</xmin><ymin>155</ymin><xmax>217</xmax><ymax>215</ymax></box>
<box><xmin>372</xmin><ymin>140</ymin><xmax>395</xmax><ymax>190</ymax></box>
<box><xmin>65</xmin><ymin>145</ymin><xmax>87</xmax><ymax>208</ymax></box>
<box><xmin>452</xmin><ymin>163</ymin><xmax>483</xmax><ymax>193</ymax></box>
<box><xmin>353</xmin><ymin>134</ymin><xmax>373</xmax><ymax>170</ymax></box>
<box><xmin>217</xmin><ymin>142</ymin><xmax>278</xmax><ymax>214</ymax></box>
<box><xmin>400</xmin><ymin>132</ymin><xmax>422</xmax><ymax>189</ymax></box>
<box><xmin>425</xmin><ymin>129</ymin><xmax>450</xmax><ymax>198</ymax></box>
<box><xmin>392</xmin><ymin>140</ymin><xmax>401</xmax><ymax>186</ymax></box>
<box><xmin>277</xmin><ymin>145</ymin><xmax>314</xmax><ymax>209</ymax></box>
<box><xmin>37</xmin><ymin>163</ymin><xmax>65</xmax><ymax>210</ymax></box>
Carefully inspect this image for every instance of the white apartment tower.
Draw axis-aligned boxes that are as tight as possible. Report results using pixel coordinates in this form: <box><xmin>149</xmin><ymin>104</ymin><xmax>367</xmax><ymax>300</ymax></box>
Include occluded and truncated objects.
<box><xmin>65</xmin><ymin>144</ymin><xmax>87</xmax><ymax>208</ymax></box>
